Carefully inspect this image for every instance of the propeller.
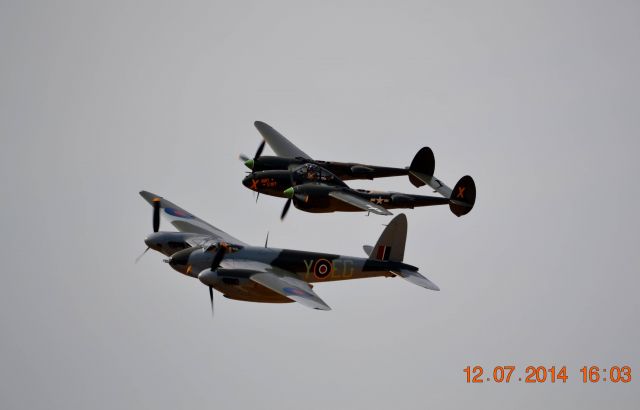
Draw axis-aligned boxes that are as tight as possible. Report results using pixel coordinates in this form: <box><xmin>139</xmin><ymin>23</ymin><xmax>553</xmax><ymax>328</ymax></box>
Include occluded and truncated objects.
<box><xmin>209</xmin><ymin>286</ymin><xmax>214</xmax><ymax>317</ymax></box>
<box><xmin>210</xmin><ymin>245</ymin><xmax>227</xmax><ymax>271</ymax></box>
<box><xmin>240</xmin><ymin>140</ymin><xmax>266</xmax><ymax>170</ymax></box>
<box><xmin>280</xmin><ymin>185</ymin><xmax>300</xmax><ymax>220</ymax></box>
<box><xmin>205</xmin><ymin>244</ymin><xmax>227</xmax><ymax>318</ymax></box>
<box><xmin>136</xmin><ymin>197</ymin><xmax>161</xmax><ymax>264</ymax></box>
<box><xmin>134</xmin><ymin>247</ymin><xmax>150</xmax><ymax>264</ymax></box>
<box><xmin>152</xmin><ymin>197</ymin><xmax>161</xmax><ymax>232</ymax></box>
<box><xmin>281</xmin><ymin>198</ymin><xmax>292</xmax><ymax>220</ymax></box>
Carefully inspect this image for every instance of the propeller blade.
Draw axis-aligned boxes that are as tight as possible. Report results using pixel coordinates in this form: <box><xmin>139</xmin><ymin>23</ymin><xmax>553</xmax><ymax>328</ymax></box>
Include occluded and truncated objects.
<box><xmin>209</xmin><ymin>286</ymin><xmax>214</xmax><ymax>317</ymax></box>
<box><xmin>152</xmin><ymin>198</ymin><xmax>161</xmax><ymax>232</ymax></box>
<box><xmin>281</xmin><ymin>198</ymin><xmax>292</xmax><ymax>220</ymax></box>
<box><xmin>135</xmin><ymin>247</ymin><xmax>150</xmax><ymax>264</ymax></box>
<box><xmin>264</xmin><ymin>231</ymin><xmax>269</xmax><ymax>248</ymax></box>
<box><xmin>241</xmin><ymin>140</ymin><xmax>266</xmax><ymax>170</ymax></box>
<box><xmin>254</xmin><ymin>139</ymin><xmax>265</xmax><ymax>160</ymax></box>
<box><xmin>210</xmin><ymin>246</ymin><xmax>226</xmax><ymax>271</ymax></box>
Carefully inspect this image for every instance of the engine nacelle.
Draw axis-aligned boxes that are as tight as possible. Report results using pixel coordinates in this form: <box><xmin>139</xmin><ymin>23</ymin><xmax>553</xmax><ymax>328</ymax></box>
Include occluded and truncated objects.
<box><xmin>198</xmin><ymin>269</ymin><xmax>247</xmax><ymax>287</ymax></box>
<box><xmin>144</xmin><ymin>232</ymin><xmax>196</xmax><ymax>256</ymax></box>
<box><xmin>198</xmin><ymin>269</ymin><xmax>221</xmax><ymax>287</ymax></box>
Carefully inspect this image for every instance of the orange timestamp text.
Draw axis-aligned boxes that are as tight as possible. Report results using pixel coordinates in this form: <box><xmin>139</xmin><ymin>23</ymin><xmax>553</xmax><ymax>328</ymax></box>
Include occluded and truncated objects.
<box><xmin>464</xmin><ymin>365</ymin><xmax>632</xmax><ymax>384</ymax></box>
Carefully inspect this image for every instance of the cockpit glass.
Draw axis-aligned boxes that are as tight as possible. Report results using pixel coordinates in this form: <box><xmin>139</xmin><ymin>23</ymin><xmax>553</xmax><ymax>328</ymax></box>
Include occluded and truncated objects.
<box><xmin>294</xmin><ymin>163</ymin><xmax>334</xmax><ymax>182</ymax></box>
<box><xmin>206</xmin><ymin>242</ymin><xmax>243</xmax><ymax>254</ymax></box>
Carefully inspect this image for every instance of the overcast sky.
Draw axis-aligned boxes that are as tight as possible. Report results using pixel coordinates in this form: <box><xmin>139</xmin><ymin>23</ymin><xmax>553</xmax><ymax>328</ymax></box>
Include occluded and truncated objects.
<box><xmin>1</xmin><ymin>1</ymin><xmax>639</xmax><ymax>409</ymax></box>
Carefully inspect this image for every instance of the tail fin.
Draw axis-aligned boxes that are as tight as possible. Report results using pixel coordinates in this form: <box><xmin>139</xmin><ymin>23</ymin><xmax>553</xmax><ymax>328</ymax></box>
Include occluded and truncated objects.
<box><xmin>449</xmin><ymin>175</ymin><xmax>476</xmax><ymax>217</ymax></box>
<box><xmin>369</xmin><ymin>214</ymin><xmax>407</xmax><ymax>262</ymax></box>
<box><xmin>408</xmin><ymin>147</ymin><xmax>435</xmax><ymax>187</ymax></box>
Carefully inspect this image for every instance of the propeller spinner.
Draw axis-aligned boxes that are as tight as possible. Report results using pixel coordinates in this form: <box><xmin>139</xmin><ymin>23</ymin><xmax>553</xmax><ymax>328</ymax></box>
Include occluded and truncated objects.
<box><xmin>240</xmin><ymin>140</ymin><xmax>266</xmax><ymax>170</ymax></box>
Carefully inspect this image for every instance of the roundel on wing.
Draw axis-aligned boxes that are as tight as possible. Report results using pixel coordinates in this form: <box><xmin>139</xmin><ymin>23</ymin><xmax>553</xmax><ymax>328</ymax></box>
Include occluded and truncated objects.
<box><xmin>165</xmin><ymin>207</ymin><xmax>194</xmax><ymax>219</ymax></box>
<box><xmin>283</xmin><ymin>287</ymin><xmax>310</xmax><ymax>297</ymax></box>
<box><xmin>313</xmin><ymin>259</ymin><xmax>333</xmax><ymax>280</ymax></box>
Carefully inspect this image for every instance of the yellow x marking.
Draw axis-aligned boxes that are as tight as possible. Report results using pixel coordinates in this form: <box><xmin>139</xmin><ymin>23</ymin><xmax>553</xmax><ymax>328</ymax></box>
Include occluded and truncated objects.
<box><xmin>456</xmin><ymin>186</ymin><xmax>466</xmax><ymax>199</ymax></box>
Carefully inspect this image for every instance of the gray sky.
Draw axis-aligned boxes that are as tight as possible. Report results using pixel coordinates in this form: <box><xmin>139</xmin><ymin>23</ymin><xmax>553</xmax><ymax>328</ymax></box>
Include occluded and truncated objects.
<box><xmin>1</xmin><ymin>0</ymin><xmax>638</xmax><ymax>408</ymax></box>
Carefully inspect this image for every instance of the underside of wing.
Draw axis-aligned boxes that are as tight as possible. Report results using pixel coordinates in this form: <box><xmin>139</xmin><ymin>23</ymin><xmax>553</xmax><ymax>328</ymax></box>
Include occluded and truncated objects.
<box><xmin>244</xmin><ymin>264</ymin><xmax>331</xmax><ymax>310</ymax></box>
<box><xmin>328</xmin><ymin>190</ymin><xmax>392</xmax><ymax>215</ymax></box>
<box><xmin>254</xmin><ymin>121</ymin><xmax>312</xmax><ymax>160</ymax></box>
<box><xmin>140</xmin><ymin>191</ymin><xmax>247</xmax><ymax>245</ymax></box>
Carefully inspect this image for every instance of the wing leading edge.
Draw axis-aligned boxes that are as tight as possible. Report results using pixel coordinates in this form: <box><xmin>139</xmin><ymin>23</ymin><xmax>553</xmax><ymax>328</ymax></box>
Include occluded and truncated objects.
<box><xmin>140</xmin><ymin>191</ymin><xmax>247</xmax><ymax>245</ymax></box>
<box><xmin>254</xmin><ymin>121</ymin><xmax>312</xmax><ymax>160</ymax></box>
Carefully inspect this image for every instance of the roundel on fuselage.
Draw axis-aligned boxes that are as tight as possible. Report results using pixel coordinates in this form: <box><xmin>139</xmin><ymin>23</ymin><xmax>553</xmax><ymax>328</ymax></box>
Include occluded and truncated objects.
<box><xmin>313</xmin><ymin>259</ymin><xmax>333</xmax><ymax>280</ymax></box>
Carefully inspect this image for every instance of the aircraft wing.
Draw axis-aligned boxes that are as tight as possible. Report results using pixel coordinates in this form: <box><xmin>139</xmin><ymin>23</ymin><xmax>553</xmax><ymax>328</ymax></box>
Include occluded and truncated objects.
<box><xmin>140</xmin><ymin>191</ymin><xmax>247</xmax><ymax>246</ymax></box>
<box><xmin>328</xmin><ymin>190</ymin><xmax>392</xmax><ymax>215</ymax></box>
<box><xmin>254</xmin><ymin>121</ymin><xmax>312</xmax><ymax>160</ymax></box>
<box><xmin>229</xmin><ymin>261</ymin><xmax>330</xmax><ymax>310</ymax></box>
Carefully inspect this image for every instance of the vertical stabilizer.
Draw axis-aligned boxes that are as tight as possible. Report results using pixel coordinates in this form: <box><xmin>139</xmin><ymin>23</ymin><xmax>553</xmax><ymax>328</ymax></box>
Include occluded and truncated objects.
<box><xmin>369</xmin><ymin>214</ymin><xmax>407</xmax><ymax>262</ymax></box>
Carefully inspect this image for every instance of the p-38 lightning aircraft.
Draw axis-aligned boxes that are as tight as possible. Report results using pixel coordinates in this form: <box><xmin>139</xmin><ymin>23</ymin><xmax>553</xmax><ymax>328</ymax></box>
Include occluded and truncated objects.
<box><xmin>140</xmin><ymin>190</ymin><xmax>439</xmax><ymax>312</ymax></box>
<box><xmin>241</xmin><ymin>121</ymin><xmax>434</xmax><ymax>185</ymax></box>
<box><xmin>241</xmin><ymin>121</ymin><xmax>476</xmax><ymax>219</ymax></box>
<box><xmin>244</xmin><ymin>163</ymin><xmax>476</xmax><ymax>219</ymax></box>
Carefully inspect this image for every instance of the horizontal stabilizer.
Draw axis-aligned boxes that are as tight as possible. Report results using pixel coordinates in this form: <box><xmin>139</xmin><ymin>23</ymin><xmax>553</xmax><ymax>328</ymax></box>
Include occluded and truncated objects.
<box><xmin>391</xmin><ymin>269</ymin><xmax>440</xmax><ymax>291</ymax></box>
<box><xmin>409</xmin><ymin>172</ymin><xmax>453</xmax><ymax>198</ymax></box>
<box><xmin>362</xmin><ymin>245</ymin><xmax>374</xmax><ymax>257</ymax></box>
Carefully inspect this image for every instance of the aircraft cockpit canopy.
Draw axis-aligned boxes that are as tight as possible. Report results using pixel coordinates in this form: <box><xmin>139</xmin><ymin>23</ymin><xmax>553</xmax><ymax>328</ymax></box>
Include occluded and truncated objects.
<box><xmin>294</xmin><ymin>163</ymin><xmax>336</xmax><ymax>183</ymax></box>
<box><xmin>206</xmin><ymin>242</ymin><xmax>243</xmax><ymax>254</ymax></box>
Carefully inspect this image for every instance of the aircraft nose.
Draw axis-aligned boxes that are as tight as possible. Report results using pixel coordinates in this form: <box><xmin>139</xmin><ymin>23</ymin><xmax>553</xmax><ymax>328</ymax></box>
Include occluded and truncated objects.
<box><xmin>242</xmin><ymin>175</ymin><xmax>255</xmax><ymax>189</ymax></box>
<box><xmin>144</xmin><ymin>233</ymin><xmax>161</xmax><ymax>251</ymax></box>
<box><xmin>283</xmin><ymin>187</ymin><xmax>294</xmax><ymax>198</ymax></box>
<box><xmin>144</xmin><ymin>233</ymin><xmax>158</xmax><ymax>248</ymax></box>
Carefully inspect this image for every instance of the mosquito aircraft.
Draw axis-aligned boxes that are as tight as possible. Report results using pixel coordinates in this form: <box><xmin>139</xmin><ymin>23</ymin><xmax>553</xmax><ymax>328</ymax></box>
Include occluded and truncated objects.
<box><xmin>140</xmin><ymin>190</ymin><xmax>440</xmax><ymax>312</ymax></box>
<box><xmin>240</xmin><ymin>121</ymin><xmax>434</xmax><ymax>187</ymax></box>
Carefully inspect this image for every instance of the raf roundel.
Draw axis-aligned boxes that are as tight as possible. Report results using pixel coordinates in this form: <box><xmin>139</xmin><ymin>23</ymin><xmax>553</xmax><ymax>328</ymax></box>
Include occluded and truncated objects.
<box><xmin>283</xmin><ymin>287</ymin><xmax>311</xmax><ymax>297</ymax></box>
<box><xmin>313</xmin><ymin>259</ymin><xmax>333</xmax><ymax>280</ymax></box>
<box><xmin>165</xmin><ymin>207</ymin><xmax>194</xmax><ymax>219</ymax></box>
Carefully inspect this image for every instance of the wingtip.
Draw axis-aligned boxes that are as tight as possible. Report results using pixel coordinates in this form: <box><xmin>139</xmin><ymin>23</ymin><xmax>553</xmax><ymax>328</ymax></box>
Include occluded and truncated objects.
<box><xmin>140</xmin><ymin>190</ymin><xmax>163</xmax><ymax>205</ymax></box>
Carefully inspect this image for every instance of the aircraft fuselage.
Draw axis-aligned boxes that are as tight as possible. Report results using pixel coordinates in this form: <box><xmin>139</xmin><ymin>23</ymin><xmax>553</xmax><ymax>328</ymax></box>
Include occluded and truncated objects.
<box><xmin>165</xmin><ymin>245</ymin><xmax>415</xmax><ymax>303</ymax></box>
